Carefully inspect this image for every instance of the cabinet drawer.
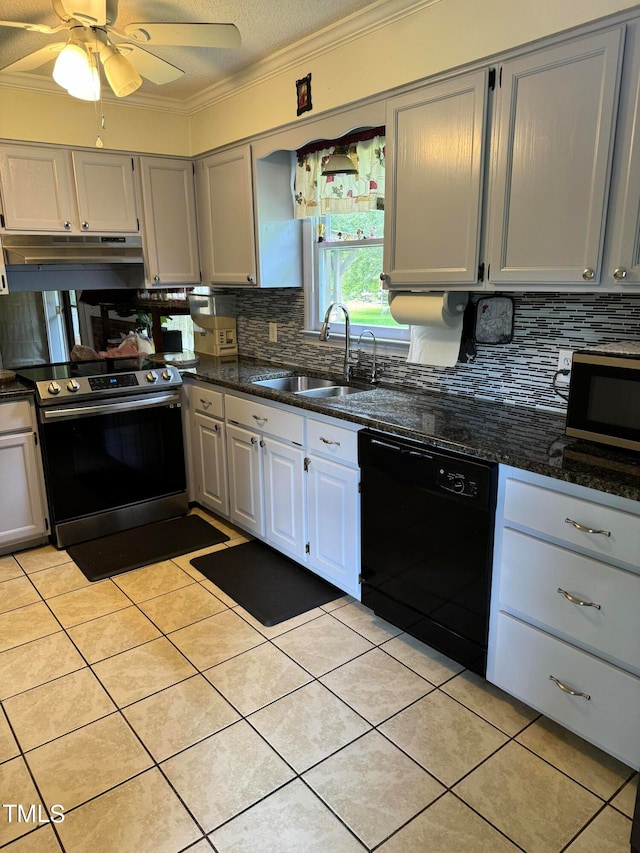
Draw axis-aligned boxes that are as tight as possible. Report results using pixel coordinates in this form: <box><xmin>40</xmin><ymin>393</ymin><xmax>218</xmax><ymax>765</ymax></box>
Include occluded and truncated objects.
<box><xmin>503</xmin><ymin>477</ymin><xmax>640</xmax><ymax>566</ymax></box>
<box><xmin>0</xmin><ymin>400</ymin><xmax>32</xmax><ymax>433</ymax></box>
<box><xmin>226</xmin><ymin>394</ymin><xmax>304</xmax><ymax>444</ymax></box>
<box><xmin>191</xmin><ymin>385</ymin><xmax>224</xmax><ymax>419</ymax></box>
<box><xmin>492</xmin><ymin>612</ymin><xmax>640</xmax><ymax>768</ymax></box>
<box><xmin>500</xmin><ymin>529</ymin><xmax>640</xmax><ymax>671</ymax></box>
<box><xmin>307</xmin><ymin>417</ymin><xmax>359</xmax><ymax>466</ymax></box>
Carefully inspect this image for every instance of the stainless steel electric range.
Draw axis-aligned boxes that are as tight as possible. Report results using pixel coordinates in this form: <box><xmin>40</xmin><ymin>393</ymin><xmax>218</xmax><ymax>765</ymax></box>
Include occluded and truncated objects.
<box><xmin>16</xmin><ymin>357</ymin><xmax>188</xmax><ymax>548</ymax></box>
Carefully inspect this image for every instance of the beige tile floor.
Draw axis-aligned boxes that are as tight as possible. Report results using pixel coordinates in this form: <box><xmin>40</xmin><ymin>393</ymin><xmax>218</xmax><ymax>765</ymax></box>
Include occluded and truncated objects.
<box><xmin>0</xmin><ymin>509</ymin><xmax>636</xmax><ymax>853</ymax></box>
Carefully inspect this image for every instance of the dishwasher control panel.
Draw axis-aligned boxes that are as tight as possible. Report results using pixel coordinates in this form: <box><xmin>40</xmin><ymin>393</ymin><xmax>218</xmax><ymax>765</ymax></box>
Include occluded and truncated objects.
<box><xmin>436</xmin><ymin>466</ymin><xmax>479</xmax><ymax>498</ymax></box>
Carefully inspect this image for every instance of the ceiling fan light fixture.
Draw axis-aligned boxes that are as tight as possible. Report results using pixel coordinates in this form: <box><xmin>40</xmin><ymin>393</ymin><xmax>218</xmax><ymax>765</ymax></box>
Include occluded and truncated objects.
<box><xmin>52</xmin><ymin>41</ymin><xmax>90</xmax><ymax>91</ymax></box>
<box><xmin>66</xmin><ymin>51</ymin><xmax>100</xmax><ymax>101</ymax></box>
<box><xmin>100</xmin><ymin>44</ymin><xmax>142</xmax><ymax>97</ymax></box>
<box><xmin>322</xmin><ymin>145</ymin><xmax>357</xmax><ymax>177</ymax></box>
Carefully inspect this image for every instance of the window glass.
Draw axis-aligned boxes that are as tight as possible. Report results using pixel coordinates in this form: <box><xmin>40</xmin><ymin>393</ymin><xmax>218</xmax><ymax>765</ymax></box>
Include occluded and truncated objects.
<box><xmin>313</xmin><ymin>211</ymin><xmax>408</xmax><ymax>340</ymax></box>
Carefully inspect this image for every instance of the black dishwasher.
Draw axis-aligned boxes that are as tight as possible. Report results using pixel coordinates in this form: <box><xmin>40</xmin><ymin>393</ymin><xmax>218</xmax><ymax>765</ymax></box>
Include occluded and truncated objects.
<box><xmin>358</xmin><ymin>429</ymin><xmax>497</xmax><ymax>675</ymax></box>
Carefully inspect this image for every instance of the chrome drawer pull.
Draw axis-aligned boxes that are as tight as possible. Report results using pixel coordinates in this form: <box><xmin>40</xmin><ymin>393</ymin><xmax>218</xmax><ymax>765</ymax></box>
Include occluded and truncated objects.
<box><xmin>200</xmin><ymin>399</ymin><xmax>212</xmax><ymax>409</ymax></box>
<box><xmin>565</xmin><ymin>518</ymin><xmax>611</xmax><ymax>537</ymax></box>
<box><xmin>320</xmin><ymin>436</ymin><xmax>341</xmax><ymax>446</ymax></box>
<box><xmin>253</xmin><ymin>414</ymin><xmax>267</xmax><ymax>424</ymax></box>
<box><xmin>557</xmin><ymin>588</ymin><xmax>601</xmax><ymax>609</ymax></box>
<box><xmin>549</xmin><ymin>675</ymin><xmax>590</xmax><ymax>700</ymax></box>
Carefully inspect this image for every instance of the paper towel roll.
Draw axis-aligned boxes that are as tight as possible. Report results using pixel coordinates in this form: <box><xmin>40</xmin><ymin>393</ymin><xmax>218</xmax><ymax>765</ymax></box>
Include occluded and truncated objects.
<box><xmin>389</xmin><ymin>292</ymin><xmax>468</xmax><ymax>367</ymax></box>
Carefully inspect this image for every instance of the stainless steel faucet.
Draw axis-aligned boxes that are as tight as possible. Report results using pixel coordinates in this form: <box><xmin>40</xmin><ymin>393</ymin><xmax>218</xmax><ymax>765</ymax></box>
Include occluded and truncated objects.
<box><xmin>357</xmin><ymin>329</ymin><xmax>383</xmax><ymax>384</ymax></box>
<box><xmin>319</xmin><ymin>302</ymin><xmax>356</xmax><ymax>381</ymax></box>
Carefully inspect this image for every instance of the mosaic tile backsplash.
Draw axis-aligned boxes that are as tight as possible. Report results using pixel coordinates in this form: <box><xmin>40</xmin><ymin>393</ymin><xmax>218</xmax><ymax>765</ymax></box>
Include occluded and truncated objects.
<box><xmin>233</xmin><ymin>289</ymin><xmax>640</xmax><ymax>412</ymax></box>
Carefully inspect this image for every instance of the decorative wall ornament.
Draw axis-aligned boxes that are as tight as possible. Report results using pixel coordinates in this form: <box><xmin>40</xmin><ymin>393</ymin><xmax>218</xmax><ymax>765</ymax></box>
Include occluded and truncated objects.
<box><xmin>296</xmin><ymin>73</ymin><xmax>312</xmax><ymax>116</ymax></box>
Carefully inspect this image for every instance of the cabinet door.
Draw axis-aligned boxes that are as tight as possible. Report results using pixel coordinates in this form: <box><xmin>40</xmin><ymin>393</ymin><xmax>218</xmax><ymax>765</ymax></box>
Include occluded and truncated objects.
<box><xmin>0</xmin><ymin>145</ymin><xmax>74</xmax><ymax>231</ymax></box>
<box><xmin>0</xmin><ymin>432</ymin><xmax>47</xmax><ymax>547</ymax></box>
<box><xmin>192</xmin><ymin>412</ymin><xmax>228</xmax><ymax>516</ymax></box>
<box><xmin>197</xmin><ymin>146</ymin><xmax>257</xmax><ymax>286</ymax></box>
<box><xmin>487</xmin><ymin>28</ymin><xmax>624</xmax><ymax>285</ymax></box>
<box><xmin>306</xmin><ymin>454</ymin><xmax>360</xmax><ymax>596</ymax></box>
<box><xmin>71</xmin><ymin>151</ymin><xmax>138</xmax><ymax>233</ymax></box>
<box><xmin>383</xmin><ymin>69</ymin><xmax>488</xmax><ymax>288</ymax></box>
<box><xmin>263</xmin><ymin>437</ymin><xmax>305</xmax><ymax>559</ymax></box>
<box><xmin>139</xmin><ymin>157</ymin><xmax>200</xmax><ymax>284</ymax></box>
<box><xmin>602</xmin><ymin>20</ymin><xmax>640</xmax><ymax>286</ymax></box>
<box><xmin>226</xmin><ymin>422</ymin><xmax>264</xmax><ymax>536</ymax></box>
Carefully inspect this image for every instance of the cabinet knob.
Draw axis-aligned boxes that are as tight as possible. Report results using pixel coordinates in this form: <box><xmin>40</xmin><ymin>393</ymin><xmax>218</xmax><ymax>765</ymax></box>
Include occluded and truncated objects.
<box><xmin>250</xmin><ymin>436</ymin><xmax>258</xmax><ymax>445</ymax></box>
<box><xmin>63</xmin><ymin>221</ymin><xmax>72</xmax><ymax>230</ymax></box>
<box><xmin>613</xmin><ymin>267</ymin><xmax>627</xmax><ymax>281</ymax></box>
<box><xmin>379</xmin><ymin>272</ymin><xmax>389</xmax><ymax>282</ymax></box>
<box><xmin>81</xmin><ymin>221</ymin><xmax>89</xmax><ymax>230</ymax></box>
<box><xmin>213</xmin><ymin>423</ymin><xmax>220</xmax><ymax>433</ymax></box>
<box><xmin>582</xmin><ymin>268</ymin><xmax>595</xmax><ymax>281</ymax></box>
<box><xmin>153</xmin><ymin>275</ymin><xmax>160</xmax><ymax>282</ymax></box>
<box><xmin>246</xmin><ymin>275</ymin><xmax>254</xmax><ymax>283</ymax></box>
<box><xmin>259</xmin><ymin>439</ymin><xmax>265</xmax><ymax>448</ymax></box>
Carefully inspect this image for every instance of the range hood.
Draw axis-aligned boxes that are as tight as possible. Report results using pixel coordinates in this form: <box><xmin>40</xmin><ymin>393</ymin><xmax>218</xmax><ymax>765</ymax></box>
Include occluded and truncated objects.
<box><xmin>2</xmin><ymin>234</ymin><xmax>144</xmax><ymax>265</ymax></box>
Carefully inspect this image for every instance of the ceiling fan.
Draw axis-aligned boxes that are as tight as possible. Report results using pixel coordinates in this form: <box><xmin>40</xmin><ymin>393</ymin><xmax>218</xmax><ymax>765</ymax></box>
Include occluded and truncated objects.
<box><xmin>0</xmin><ymin>0</ymin><xmax>241</xmax><ymax>100</ymax></box>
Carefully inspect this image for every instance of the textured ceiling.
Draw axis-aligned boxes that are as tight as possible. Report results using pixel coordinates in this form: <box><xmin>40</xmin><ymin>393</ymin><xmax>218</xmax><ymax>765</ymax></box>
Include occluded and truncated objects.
<box><xmin>0</xmin><ymin>0</ymin><xmax>383</xmax><ymax>101</ymax></box>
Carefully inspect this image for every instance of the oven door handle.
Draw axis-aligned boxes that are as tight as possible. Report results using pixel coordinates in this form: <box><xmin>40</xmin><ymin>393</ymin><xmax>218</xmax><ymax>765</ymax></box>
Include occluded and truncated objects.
<box><xmin>39</xmin><ymin>392</ymin><xmax>181</xmax><ymax>421</ymax></box>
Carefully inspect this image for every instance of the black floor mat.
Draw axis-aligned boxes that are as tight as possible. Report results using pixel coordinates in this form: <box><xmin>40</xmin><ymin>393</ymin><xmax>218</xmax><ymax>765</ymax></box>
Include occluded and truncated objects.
<box><xmin>191</xmin><ymin>540</ymin><xmax>343</xmax><ymax>626</ymax></box>
<box><xmin>68</xmin><ymin>515</ymin><xmax>230</xmax><ymax>582</ymax></box>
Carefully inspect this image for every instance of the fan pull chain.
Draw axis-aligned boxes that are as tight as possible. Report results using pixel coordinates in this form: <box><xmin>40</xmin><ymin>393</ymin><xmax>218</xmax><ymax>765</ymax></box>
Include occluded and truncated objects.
<box><xmin>93</xmin><ymin>33</ymin><xmax>105</xmax><ymax>148</ymax></box>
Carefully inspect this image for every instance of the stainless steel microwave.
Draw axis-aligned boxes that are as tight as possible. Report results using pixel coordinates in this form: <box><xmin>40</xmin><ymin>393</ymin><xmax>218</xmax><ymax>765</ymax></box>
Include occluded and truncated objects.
<box><xmin>566</xmin><ymin>347</ymin><xmax>640</xmax><ymax>452</ymax></box>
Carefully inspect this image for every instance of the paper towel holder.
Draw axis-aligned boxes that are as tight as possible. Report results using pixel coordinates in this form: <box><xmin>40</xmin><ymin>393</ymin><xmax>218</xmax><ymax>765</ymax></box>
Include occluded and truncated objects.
<box><xmin>388</xmin><ymin>290</ymin><xmax>469</xmax><ymax>316</ymax></box>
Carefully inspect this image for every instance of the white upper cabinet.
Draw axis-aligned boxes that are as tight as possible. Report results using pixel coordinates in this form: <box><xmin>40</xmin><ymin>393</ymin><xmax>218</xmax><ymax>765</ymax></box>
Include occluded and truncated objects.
<box><xmin>0</xmin><ymin>145</ymin><xmax>75</xmax><ymax>232</ymax></box>
<box><xmin>602</xmin><ymin>20</ymin><xmax>640</xmax><ymax>287</ymax></box>
<box><xmin>486</xmin><ymin>27</ymin><xmax>624</xmax><ymax>286</ymax></box>
<box><xmin>197</xmin><ymin>145</ymin><xmax>257</xmax><ymax>286</ymax></box>
<box><xmin>0</xmin><ymin>144</ymin><xmax>139</xmax><ymax>234</ymax></box>
<box><xmin>383</xmin><ymin>69</ymin><xmax>489</xmax><ymax>288</ymax></box>
<box><xmin>71</xmin><ymin>151</ymin><xmax>138</xmax><ymax>233</ymax></box>
<box><xmin>139</xmin><ymin>157</ymin><xmax>200</xmax><ymax>285</ymax></box>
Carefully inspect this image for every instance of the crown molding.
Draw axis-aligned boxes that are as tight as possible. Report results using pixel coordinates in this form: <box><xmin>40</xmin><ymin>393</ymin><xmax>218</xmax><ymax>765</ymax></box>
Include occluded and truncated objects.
<box><xmin>185</xmin><ymin>0</ymin><xmax>443</xmax><ymax>114</ymax></box>
<box><xmin>0</xmin><ymin>0</ymin><xmax>441</xmax><ymax>116</ymax></box>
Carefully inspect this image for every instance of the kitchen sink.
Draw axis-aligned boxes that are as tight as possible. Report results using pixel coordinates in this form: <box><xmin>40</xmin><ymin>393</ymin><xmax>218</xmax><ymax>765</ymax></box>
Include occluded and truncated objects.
<box><xmin>251</xmin><ymin>375</ymin><xmax>336</xmax><ymax>392</ymax></box>
<box><xmin>251</xmin><ymin>375</ymin><xmax>366</xmax><ymax>397</ymax></box>
<box><xmin>296</xmin><ymin>385</ymin><xmax>365</xmax><ymax>397</ymax></box>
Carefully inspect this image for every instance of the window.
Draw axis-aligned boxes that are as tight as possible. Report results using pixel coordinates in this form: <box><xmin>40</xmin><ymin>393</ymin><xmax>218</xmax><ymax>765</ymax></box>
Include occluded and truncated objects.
<box><xmin>295</xmin><ymin>128</ymin><xmax>408</xmax><ymax>343</ymax></box>
<box><xmin>311</xmin><ymin>211</ymin><xmax>408</xmax><ymax>341</ymax></box>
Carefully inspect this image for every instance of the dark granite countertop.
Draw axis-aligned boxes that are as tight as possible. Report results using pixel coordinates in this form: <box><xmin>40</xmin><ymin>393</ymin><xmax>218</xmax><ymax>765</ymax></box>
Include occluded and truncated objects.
<box><xmin>184</xmin><ymin>356</ymin><xmax>640</xmax><ymax>503</ymax></box>
<box><xmin>0</xmin><ymin>380</ymin><xmax>34</xmax><ymax>400</ymax></box>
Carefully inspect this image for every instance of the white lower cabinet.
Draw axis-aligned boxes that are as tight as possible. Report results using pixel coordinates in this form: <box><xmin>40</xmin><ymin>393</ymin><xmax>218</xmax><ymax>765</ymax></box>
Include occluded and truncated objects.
<box><xmin>0</xmin><ymin>399</ymin><xmax>48</xmax><ymax>552</ymax></box>
<box><xmin>263</xmin><ymin>437</ymin><xmax>305</xmax><ymax>560</ymax></box>
<box><xmin>186</xmin><ymin>384</ymin><xmax>228</xmax><ymax>517</ymax></box>
<box><xmin>186</xmin><ymin>381</ymin><xmax>361</xmax><ymax>597</ymax></box>
<box><xmin>488</xmin><ymin>465</ymin><xmax>640</xmax><ymax>768</ymax></box>
<box><xmin>226</xmin><ymin>422</ymin><xmax>264</xmax><ymax>537</ymax></box>
<box><xmin>306</xmin><ymin>454</ymin><xmax>360</xmax><ymax>597</ymax></box>
<box><xmin>192</xmin><ymin>412</ymin><xmax>228</xmax><ymax>516</ymax></box>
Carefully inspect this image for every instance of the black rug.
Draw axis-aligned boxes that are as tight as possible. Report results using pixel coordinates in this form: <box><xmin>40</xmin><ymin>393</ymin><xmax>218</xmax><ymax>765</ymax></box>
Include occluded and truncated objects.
<box><xmin>69</xmin><ymin>515</ymin><xmax>230</xmax><ymax>582</ymax></box>
<box><xmin>191</xmin><ymin>540</ymin><xmax>343</xmax><ymax>626</ymax></box>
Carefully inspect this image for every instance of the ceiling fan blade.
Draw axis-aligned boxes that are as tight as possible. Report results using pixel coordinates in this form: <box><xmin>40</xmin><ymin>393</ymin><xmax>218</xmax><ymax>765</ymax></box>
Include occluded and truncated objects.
<box><xmin>53</xmin><ymin>0</ymin><xmax>107</xmax><ymax>27</ymax></box>
<box><xmin>122</xmin><ymin>22</ymin><xmax>241</xmax><ymax>49</ymax></box>
<box><xmin>116</xmin><ymin>44</ymin><xmax>184</xmax><ymax>85</ymax></box>
<box><xmin>0</xmin><ymin>20</ymin><xmax>66</xmax><ymax>35</ymax></box>
<box><xmin>0</xmin><ymin>43</ymin><xmax>66</xmax><ymax>73</ymax></box>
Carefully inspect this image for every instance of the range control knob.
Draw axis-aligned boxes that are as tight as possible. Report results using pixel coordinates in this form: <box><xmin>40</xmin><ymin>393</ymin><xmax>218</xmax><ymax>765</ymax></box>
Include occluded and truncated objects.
<box><xmin>161</xmin><ymin>369</ymin><xmax>172</xmax><ymax>381</ymax></box>
<box><xmin>67</xmin><ymin>379</ymin><xmax>80</xmax><ymax>393</ymax></box>
<box><xmin>145</xmin><ymin>371</ymin><xmax>158</xmax><ymax>383</ymax></box>
<box><xmin>47</xmin><ymin>381</ymin><xmax>61</xmax><ymax>396</ymax></box>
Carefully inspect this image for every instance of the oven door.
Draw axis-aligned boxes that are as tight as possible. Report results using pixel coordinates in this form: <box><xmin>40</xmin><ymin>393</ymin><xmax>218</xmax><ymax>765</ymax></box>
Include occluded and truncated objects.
<box><xmin>38</xmin><ymin>391</ymin><xmax>187</xmax><ymax>546</ymax></box>
<box><xmin>566</xmin><ymin>354</ymin><xmax>640</xmax><ymax>452</ymax></box>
